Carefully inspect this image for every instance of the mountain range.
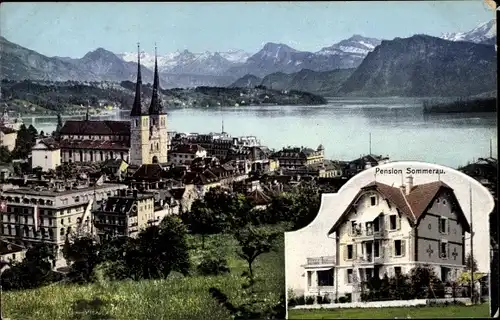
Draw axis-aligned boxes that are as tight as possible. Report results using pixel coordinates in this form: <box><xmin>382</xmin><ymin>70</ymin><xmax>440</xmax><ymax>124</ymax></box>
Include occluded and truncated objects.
<box><xmin>441</xmin><ymin>19</ymin><xmax>496</xmax><ymax>45</ymax></box>
<box><xmin>0</xmin><ymin>19</ymin><xmax>496</xmax><ymax>95</ymax></box>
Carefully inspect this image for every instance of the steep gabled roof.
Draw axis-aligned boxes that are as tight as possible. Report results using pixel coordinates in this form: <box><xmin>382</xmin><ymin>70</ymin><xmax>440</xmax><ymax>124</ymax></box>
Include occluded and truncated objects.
<box><xmin>247</xmin><ymin>188</ymin><xmax>272</xmax><ymax>206</ymax></box>
<box><xmin>132</xmin><ymin>164</ymin><xmax>169</xmax><ymax>180</ymax></box>
<box><xmin>60</xmin><ymin>120</ymin><xmax>130</xmax><ymax>136</ymax></box>
<box><xmin>328</xmin><ymin>180</ymin><xmax>470</xmax><ymax>235</ymax></box>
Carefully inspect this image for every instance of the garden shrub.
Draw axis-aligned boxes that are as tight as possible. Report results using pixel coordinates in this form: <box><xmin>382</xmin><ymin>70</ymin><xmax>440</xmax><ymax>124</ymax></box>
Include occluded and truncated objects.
<box><xmin>197</xmin><ymin>256</ymin><xmax>230</xmax><ymax>276</ymax></box>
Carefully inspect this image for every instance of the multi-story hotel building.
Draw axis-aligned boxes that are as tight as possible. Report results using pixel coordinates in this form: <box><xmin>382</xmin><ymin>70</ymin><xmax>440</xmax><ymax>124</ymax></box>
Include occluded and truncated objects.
<box><xmin>0</xmin><ymin>181</ymin><xmax>127</xmax><ymax>267</ymax></box>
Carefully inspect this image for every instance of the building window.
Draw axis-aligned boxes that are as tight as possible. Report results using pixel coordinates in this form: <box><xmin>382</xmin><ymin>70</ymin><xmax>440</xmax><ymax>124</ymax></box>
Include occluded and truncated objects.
<box><xmin>346</xmin><ymin>244</ymin><xmax>354</xmax><ymax>260</ymax></box>
<box><xmin>439</xmin><ymin>217</ymin><xmax>448</xmax><ymax>234</ymax></box>
<box><xmin>347</xmin><ymin>269</ymin><xmax>353</xmax><ymax>284</ymax></box>
<box><xmin>374</xmin><ymin>240</ymin><xmax>380</xmax><ymax>258</ymax></box>
<box><xmin>440</xmin><ymin>241</ymin><xmax>448</xmax><ymax>259</ymax></box>
<box><xmin>394</xmin><ymin>239</ymin><xmax>405</xmax><ymax>257</ymax></box>
<box><xmin>373</xmin><ymin>217</ymin><xmax>380</xmax><ymax>232</ymax></box>
<box><xmin>370</xmin><ymin>195</ymin><xmax>377</xmax><ymax>206</ymax></box>
<box><xmin>307</xmin><ymin>271</ymin><xmax>312</xmax><ymax>287</ymax></box>
<box><xmin>394</xmin><ymin>266</ymin><xmax>402</xmax><ymax>276</ymax></box>
<box><xmin>60</xmin><ymin>228</ymin><xmax>65</xmax><ymax>236</ymax></box>
<box><xmin>75</xmin><ymin>196</ymin><xmax>80</xmax><ymax>203</ymax></box>
<box><xmin>317</xmin><ymin>269</ymin><xmax>334</xmax><ymax>286</ymax></box>
<box><xmin>389</xmin><ymin>215</ymin><xmax>398</xmax><ymax>230</ymax></box>
<box><xmin>351</xmin><ymin>221</ymin><xmax>361</xmax><ymax>235</ymax></box>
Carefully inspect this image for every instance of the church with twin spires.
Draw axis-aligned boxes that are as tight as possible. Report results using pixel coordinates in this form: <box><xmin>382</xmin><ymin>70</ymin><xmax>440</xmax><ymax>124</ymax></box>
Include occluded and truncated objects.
<box><xmin>55</xmin><ymin>44</ymin><xmax>168</xmax><ymax>167</ymax></box>
<box><xmin>129</xmin><ymin>44</ymin><xmax>168</xmax><ymax>167</ymax></box>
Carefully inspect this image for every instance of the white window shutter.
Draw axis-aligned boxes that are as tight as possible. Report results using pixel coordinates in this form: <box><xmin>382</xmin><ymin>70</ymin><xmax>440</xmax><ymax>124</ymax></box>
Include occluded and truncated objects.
<box><xmin>401</xmin><ymin>240</ymin><xmax>406</xmax><ymax>257</ymax></box>
<box><xmin>396</xmin><ymin>215</ymin><xmax>401</xmax><ymax>230</ymax></box>
<box><xmin>343</xmin><ymin>245</ymin><xmax>347</xmax><ymax>261</ymax></box>
<box><xmin>353</xmin><ymin>243</ymin><xmax>357</xmax><ymax>260</ymax></box>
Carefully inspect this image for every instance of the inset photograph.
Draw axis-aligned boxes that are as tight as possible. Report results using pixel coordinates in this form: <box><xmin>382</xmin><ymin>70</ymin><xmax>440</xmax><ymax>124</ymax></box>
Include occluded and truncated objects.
<box><xmin>285</xmin><ymin>161</ymin><xmax>496</xmax><ymax>319</ymax></box>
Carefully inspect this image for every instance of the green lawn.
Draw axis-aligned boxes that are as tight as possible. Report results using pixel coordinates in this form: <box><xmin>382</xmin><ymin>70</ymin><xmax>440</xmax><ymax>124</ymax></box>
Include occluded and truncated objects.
<box><xmin>3</xmin><ymin>233</ymin><xmax>284</xmax><ymax>320</ymax></box>
<box><xmin>288</xmin><ymin>303</ymin><xmax>490</xmax><ymax>319</ymax></box>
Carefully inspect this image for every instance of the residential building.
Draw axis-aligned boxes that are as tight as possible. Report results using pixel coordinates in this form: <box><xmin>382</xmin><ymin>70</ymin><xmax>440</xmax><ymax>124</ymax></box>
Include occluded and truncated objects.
<box><xmin>285</xmin><ymin>162</ymin><xmax>495</xmax><ymax>306</ymax></box>
<box><xmin>101</xmin><ymin>159</ymin><xmax>129</xmax><ymax>178</ymax></box>
<box><xmin>171</xmin><ymin>132</ymin><xmax>261</xmax><ymax>160</ymax></box>
<box><xmin>246</xmin><ymin>186</ymin><xmax>272</xmax><ymax>210</ymax></box>
<box><xmin>345</xmin><ymin>154</ymin><xmax>390</xmax><ymax>177</ymax></box>
<box><xmin>271</xmin><ymin>145</ymin><xmax>324</xmax><ymax>170</ymax></box>
<box><xmin>0</xmin><ymin>239</ymin><xmax>26</xmax><ymax>263</ymax></box>
<box><xmin>328</xmin><ymin>177</ymin><xmax>470</xmax><ymax>301</ymax></box>
<box><xmin>0</xmin><ymin>181</ymin><xmax>127</xmax><ymax>267</ymax></box>
<box><xmin>0</xmin><ymin>108</ymin><xmax>23</xmax><ymax>131</ymax></box>
<box><xmin>31</xmin><ymin>138</ymin><xmax>61</xmax><ymax>172</ymax></box>
<box><xmin>93</xmin><ymin>188</ymin><xmax>179</xmax><ymax>239</ymax></box>
<box><xmin>169</xmin><ymin>144</ymin><xmax>207</xmax><ymax>166</ymax></box>
<box><xmin>0</xmin><ymin>126</ymin><xmax>17</xmax><ymax>152</ymax></box>
<box><xmin>282</xmin><ymin>160</ymin><xmax>343</xmax><ymax>178</ymax></box>
<box><xmin>459</xmin><ymin>157</ymin><xmax>497</xmax><ymax>199</ymax></box>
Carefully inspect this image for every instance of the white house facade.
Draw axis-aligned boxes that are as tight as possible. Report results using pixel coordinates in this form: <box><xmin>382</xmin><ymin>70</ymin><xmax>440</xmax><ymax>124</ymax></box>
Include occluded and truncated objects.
<box><xmin>31</xmin><ymin>139</ymin><xmax>61</xmax><ymax>172</ymax></box>
<box><xmin>285</xmin><ymin>161</ymin><xmax>495</xmax><ymax>306</ymax></box>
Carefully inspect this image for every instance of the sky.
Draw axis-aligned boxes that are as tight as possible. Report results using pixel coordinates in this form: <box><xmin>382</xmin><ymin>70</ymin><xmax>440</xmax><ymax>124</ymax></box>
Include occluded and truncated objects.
<box><xmin>0</xmin><ymin>1</ymin><xmax>494</xmax><ymax>58</ymax></box>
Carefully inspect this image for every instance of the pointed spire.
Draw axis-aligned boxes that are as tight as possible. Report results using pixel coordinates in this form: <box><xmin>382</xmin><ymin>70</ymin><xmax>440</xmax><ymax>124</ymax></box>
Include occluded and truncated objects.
<box><xmin>221</xmin><ymin>119</ymin><xmax>225</xmax><ymax>134</ymax></box>
<box><xmin>85</xmin><ymin>100</ymin><xmax>90</xmax><ymax>121</ymax></box>
<box><xmin>149</xmin><ymin>42</ymin><xmax>163</xmax><ymax>115</ymax></box>
<box><xmin>130</xmin><ymin>42</ymin><xmax>143</xmax><ymax>117</ymax></box>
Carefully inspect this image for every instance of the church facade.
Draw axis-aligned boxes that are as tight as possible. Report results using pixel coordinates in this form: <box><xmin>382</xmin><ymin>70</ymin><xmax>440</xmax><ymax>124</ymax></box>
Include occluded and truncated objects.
<box><xmin>58</xmin><ymin>44</ymin><xmax>168</xmax><ymax>167</ymax></box>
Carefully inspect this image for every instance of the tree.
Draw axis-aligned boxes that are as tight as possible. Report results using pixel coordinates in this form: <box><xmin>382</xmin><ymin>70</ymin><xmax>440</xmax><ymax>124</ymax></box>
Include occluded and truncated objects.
<box><xmin>181</xmin><ymin>199</ymin><xmax>216</xmax><ymax>249</ymax></box>
<box><xmin>264</xmin><ymin>182</ymin><xmax>321</xmax><ymax>229</ymax></box>
<box><xmin>27</xmin><ymin>124</ymin><xmax>38</xmax><ymax>142</ymax></box>
<box><xmin>54</xmin><ymin>113</ymin><xmax>63</xmax><ymax>139</ymax></box>
<box><xmin>466</xmin><ymin>253</ymin><xmax>478</xmax><ymax>273</ymax></box>
<box><xmin>63</xmin><ymin>236</ymin><xmax>100</xmax><ymax>284</ymax></box>
<box><xmin>12</xmin><ymin>124</ymin><xmax>37</xmax><ymax>159</ymax></box>
<box><xmin>0</xmin><ymin>146</ymin><xmax>12</xmax><ymax>163</ymax></box>
<box><xmin>234</xmin><ymin>224</ymin><xmax>279</xmax><ymax>281</ymax></box>
<box><xmin>120</xmin><ymin>216</ymin><xmax>191</xmax><ymax>280</ymax></box>
<box><xmin>1</xmin><ymin>243</ymin><xmax>60</xmax><ymax>291</ymax></box>
<box><xmin>409</xmin><ymin>265</ymin><xmax>443</xmax><ymax>299</ymax></box>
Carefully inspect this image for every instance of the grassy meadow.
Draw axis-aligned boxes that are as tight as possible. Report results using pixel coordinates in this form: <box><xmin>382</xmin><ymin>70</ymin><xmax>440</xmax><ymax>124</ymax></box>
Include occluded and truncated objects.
<box><xmin>288</xmin><ymin>303</ymin><xmax>490</xmax><ymax>319</ymax></box>
<box><xmin>2</xmin><ymin>233</ymin><xmax>284</xmax><ymax>320</ymax></box>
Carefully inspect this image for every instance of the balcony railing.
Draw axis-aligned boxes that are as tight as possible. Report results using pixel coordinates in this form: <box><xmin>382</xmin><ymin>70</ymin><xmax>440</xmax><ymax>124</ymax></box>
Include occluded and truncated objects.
<box><xmin>306</xmin><ymin>256</ymin><xmax>335</xmax><ymax>265</ymax></box>
<box><xmin>350</xmin><ymin>228</ymin><xmax>384</xmax><ymax>237</ymax></box>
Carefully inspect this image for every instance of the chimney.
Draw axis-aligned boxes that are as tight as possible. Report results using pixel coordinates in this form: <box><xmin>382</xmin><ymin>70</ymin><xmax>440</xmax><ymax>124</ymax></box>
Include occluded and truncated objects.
<box><xmin>405</xmin><ymin>176</ymin><xmax>414</xmax><ymax>195</ymax></box>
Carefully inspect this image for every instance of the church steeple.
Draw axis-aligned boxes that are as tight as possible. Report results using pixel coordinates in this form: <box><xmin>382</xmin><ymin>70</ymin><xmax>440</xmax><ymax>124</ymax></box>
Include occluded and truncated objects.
<box><xmin>85</xmin><ymin>100</ymin><xmax>90</xmax><ymax>121</ymax></box>
<box><xmin>130</xmin><ymin>42</ymin><xmax>144</xmax><ymax>117</ymax></box>
<box><xmin>148</xmin><ymin>43</ymin><xmax>164</xmax><ymax>115</ymax></box>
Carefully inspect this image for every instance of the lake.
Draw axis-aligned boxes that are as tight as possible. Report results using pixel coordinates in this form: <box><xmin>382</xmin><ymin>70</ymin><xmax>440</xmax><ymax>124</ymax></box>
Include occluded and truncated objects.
<box><xmin>26</xmin><ymin>97</ymin><xmax>497</xmax><ymax>169</ymax></box>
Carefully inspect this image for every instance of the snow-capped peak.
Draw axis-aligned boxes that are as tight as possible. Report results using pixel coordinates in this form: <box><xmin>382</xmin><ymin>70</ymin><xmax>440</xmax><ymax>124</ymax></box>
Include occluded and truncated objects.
<box><xmin>441</xmin><ymin>19</ymin><xmax>496</xmax><ymax>44</ymax></box>
<box><xmin>219</xmin><ymin>49</ymin><xmax>251</xmax><ymax>63</ymax></box>
<box><xmin>317</xmin><ymin>35</ymin><xmax>381</xmax><ymax>56</ymax></box>
<box><xmin>117</xmin><ymin>48</ymin><xmax>251</xmax><ymax>75</ymax></box>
